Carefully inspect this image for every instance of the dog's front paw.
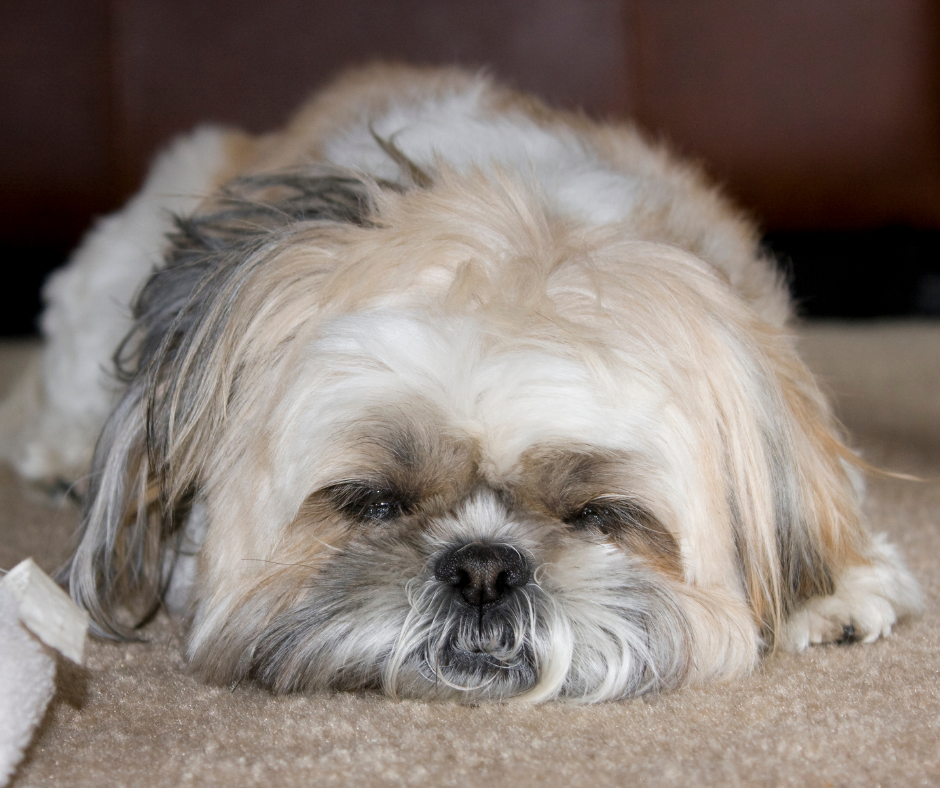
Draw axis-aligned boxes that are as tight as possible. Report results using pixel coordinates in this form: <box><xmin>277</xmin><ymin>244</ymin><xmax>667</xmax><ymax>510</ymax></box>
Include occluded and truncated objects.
<box><xmin>779</xmin><ymin>536</ymin><xmax>922</xmax><ymax>652</ymax></box>
<box><xmin>781</xmin><ymin>588</ymin><xmax>896</xmax><ymax>650</ymax></box>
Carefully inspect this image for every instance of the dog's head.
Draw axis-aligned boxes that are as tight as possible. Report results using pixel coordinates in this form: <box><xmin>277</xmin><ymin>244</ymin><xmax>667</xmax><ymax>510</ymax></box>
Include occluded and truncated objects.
<box><xmin>67</xmin><ymin>165</ymin><xmax>863</xmax><ymax>701</ymax></box>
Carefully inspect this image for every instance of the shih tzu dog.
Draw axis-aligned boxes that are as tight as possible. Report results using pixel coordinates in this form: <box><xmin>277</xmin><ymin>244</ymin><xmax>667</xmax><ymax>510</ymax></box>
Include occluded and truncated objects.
<box><xmin>0</xmin><ymin>64</ymin><xmax>921</xmax><ymax>702</ymax></box>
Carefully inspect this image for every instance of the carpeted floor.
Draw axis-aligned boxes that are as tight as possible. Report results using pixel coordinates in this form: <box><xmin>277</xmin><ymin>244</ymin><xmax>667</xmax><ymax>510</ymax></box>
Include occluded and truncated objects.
<box><xmin>2</xmin><ymin>322</ymin><xmax>938</xmax><ymax>788</ymax></box>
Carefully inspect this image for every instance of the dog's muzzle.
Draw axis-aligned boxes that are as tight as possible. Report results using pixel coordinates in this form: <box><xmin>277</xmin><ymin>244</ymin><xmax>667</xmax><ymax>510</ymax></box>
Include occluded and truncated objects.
<box><xmin>425</xmin><ymin>542</ymin><xmax>538</xmax><ymax>688</ymax></box>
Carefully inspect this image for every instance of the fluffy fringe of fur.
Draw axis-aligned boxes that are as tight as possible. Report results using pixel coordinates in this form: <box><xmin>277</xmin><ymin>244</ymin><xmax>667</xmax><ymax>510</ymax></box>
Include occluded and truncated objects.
<box><xmin>39</xmin><ymin>65</ymin><xmax>920</xmax><ymax>699</ymax></box>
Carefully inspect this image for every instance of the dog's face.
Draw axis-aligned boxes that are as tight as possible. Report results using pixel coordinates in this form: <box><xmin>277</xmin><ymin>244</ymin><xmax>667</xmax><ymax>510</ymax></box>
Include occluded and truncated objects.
<box><xmin>193</xmin><ymin>306</ymin><xmax>697</xmax><ymax>701</ymax></box>
<box><xmin>71</xmin><ymin>168</ymin><xmax>861</xmax><ymax>702</ymax></box>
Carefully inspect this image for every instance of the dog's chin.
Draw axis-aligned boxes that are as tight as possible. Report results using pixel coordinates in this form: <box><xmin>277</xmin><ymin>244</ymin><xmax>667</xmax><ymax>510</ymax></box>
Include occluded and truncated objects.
<box><xmin>406</xmin><ymin>640</ymin><xmax>539</xmax><ymax>701</ymax></box>
<box><xmin>402</xmin><ymin>599</ymin><xmax>542</xmax><ymax>701</ymax></box>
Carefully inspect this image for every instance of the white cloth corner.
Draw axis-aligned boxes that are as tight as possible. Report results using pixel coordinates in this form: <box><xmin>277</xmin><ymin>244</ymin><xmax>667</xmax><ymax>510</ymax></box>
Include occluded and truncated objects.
<box><xmin>0</xmin><ymin>585</ymin><xmax>57</xmax><ymax>787</ymax></box>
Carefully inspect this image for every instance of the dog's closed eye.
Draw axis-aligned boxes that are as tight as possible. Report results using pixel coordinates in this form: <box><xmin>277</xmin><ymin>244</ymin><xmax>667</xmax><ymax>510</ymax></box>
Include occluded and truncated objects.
<box><xmin>566</xmin><ymin>498</ymin><xmax>682</xmax><ymax>573</ymax></box>
<box><xmin>327</xmin><ymin>482</ymin><xmax>414</xmax><ymax>523</ymax></box>
<box><xmin>565</xmin><ymin>499</ymin><xmax>650</xmax><ymax>535</ymax></box>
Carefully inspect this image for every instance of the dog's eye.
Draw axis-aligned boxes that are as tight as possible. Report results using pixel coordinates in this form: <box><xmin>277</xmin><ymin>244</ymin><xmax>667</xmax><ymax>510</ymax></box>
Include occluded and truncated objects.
<box><xmin>567</xmin><ymin>503</ymin><xmax>616</xmax><ymax>534</ymax></box>
<box><xmin>565</xmin><ymin>498</ymin><xmax>681</xmax><ymax>569</ymax></box>
<box><xmin>566</xmin><ymin>500</ymin><xmax>648</xmax><ymax>535</ymax></box>
<box><xmin>330</xmin><ymin>484</ymin><xmax>411</xmax><ymax>523</ymax></box>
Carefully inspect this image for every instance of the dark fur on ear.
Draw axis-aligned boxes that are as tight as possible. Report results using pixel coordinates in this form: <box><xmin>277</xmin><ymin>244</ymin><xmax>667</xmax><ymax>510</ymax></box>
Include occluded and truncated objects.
<box><xmin>62</xmin><ymin>166</ymin><xmax>388</xmax><ymax>638</ymax></box>
<box><xmin>121</xmin><ymin>169</ymin><xmax>382</xmax><ymax>378</ymax></box>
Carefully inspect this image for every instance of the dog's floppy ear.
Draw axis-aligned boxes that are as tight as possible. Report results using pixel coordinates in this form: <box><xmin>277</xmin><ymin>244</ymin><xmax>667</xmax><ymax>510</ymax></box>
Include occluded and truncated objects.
<box><xmin>718</xmin><ymin>323</ymin><xmax>865</xmax><ymax>642</ymax></box>
<box><xmin>61</xmin><ymin>167</ymin><xmax>385</xmax><ymax>638</ymax></box>
<box><xmin>64</xmin><ymin>377</ymin><xmax>159</xmax><ymax>637</ymax></box>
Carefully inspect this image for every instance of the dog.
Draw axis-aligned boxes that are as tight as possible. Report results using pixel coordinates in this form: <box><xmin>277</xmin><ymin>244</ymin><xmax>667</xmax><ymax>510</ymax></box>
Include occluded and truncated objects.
<box><xmin>0</xmin><ymin>64</ymin><xmax>921</xmax><ymax>702</ymax></box>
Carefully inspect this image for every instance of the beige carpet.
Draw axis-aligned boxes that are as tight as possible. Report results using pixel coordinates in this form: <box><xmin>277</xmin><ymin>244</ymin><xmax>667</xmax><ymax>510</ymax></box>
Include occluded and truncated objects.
<box><xmin>2</xmin><ymin>322</ymin><xmax>938</xmax><ymax>788</ymax></box>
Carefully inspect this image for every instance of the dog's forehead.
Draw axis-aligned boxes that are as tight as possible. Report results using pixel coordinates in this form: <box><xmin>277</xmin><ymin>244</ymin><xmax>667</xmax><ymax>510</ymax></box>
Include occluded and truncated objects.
<box><xmin>287</xmin><ymin>307</ymin><xmax>660</xmax><ymax>477</ymax></box>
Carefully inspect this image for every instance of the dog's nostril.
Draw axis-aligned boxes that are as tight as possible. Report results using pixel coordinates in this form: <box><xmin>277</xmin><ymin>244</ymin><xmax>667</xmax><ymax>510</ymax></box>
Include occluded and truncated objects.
<box><xmin>435</xmin><ymin>544</ymin><xmax>530</xmax><ymax>607</ymax></box>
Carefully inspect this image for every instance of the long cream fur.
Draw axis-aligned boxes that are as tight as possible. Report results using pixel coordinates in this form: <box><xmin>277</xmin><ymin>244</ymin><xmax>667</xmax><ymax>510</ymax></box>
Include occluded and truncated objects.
<box><xmin>0</xmin><ymin>64</ymin><xmax>921</xmax><ymax>702</ymax></box>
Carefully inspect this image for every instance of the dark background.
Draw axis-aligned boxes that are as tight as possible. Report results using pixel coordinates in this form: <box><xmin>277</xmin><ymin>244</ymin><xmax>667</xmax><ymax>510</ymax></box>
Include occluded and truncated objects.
<box><xmin>3</xmin><ymin>0</ymin><xmax>940</xmax><ymax>335</ymax></box>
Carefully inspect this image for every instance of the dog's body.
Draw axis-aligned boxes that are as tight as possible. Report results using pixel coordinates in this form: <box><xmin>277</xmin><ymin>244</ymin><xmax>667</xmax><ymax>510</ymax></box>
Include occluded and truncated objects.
<box><xmin>1</xmin><ymin>65</ymin><xmax>920</xmax><ymax>701</ymax></box>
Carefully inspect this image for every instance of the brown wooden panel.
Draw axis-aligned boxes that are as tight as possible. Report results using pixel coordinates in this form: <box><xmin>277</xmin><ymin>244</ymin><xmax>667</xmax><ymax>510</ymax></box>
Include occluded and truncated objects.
<box><xmin>629</xmin><ymin>0</ymin><xmax>940</xmax><ymax>228</ymax></box>
<box><xmin>0</xmin><ymin>1</ymin><xmax>115</xmax><ymax>242</ymax></box>
<box><xmin>111</xmin><ymin>0</ymin><xmax>629</xmax><ymax>190</ymax></box>
<box><xmin>4</xmin><ymin>0</ymin><xmax>940</xmax><ymax>250</ymax></box>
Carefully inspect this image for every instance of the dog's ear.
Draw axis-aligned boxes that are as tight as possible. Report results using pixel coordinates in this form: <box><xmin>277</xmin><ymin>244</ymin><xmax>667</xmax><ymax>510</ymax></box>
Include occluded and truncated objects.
<box><xmin>718</xmin><ymin>324</ymin><xmax>865</xmax><ymax>642</ymax></box>
<box><xmin>63</xmin><ymin>377</ymin><xmax>161</xmax><ymax>637</ymax></box>
<box><xmin>61</xmin><ymin>167</ymin><xmax>384</xmax><ymax>638</ymax></box>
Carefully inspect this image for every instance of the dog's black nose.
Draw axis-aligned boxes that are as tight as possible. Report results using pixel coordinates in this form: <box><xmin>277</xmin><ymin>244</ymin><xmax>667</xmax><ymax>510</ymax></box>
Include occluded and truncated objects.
<box><xmin>435</xmin><ymin>544</ymin><xmax>530</xmax><ymax>607</ymax></box>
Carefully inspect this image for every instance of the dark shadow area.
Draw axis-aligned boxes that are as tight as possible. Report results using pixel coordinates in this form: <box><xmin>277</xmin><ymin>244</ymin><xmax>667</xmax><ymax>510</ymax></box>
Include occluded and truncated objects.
<box><xmin>0</xmin><ymin>242</ymin><xmax>72</xmax><ymax>336</ymax></box>
<box><xmin>765</xmin><ymin>227</ymin><xmax>940</xmax><ymax>319</ymax></box>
